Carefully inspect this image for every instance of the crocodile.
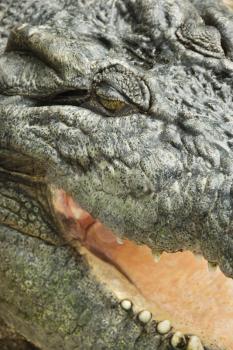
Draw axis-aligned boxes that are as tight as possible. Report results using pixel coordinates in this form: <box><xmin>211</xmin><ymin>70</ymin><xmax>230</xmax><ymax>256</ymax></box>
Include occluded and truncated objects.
<box><xmin>1</xmin><ymin>0</ymin><xmax>233</xmax><ymax>349</ymax></box>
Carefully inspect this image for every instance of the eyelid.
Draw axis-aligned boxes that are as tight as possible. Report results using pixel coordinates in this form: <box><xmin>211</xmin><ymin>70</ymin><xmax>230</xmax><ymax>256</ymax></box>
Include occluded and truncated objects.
<box><xmin>95</xmin><ymin>83</ymin><xmax>127</xmax><ymax>103</ymax></box>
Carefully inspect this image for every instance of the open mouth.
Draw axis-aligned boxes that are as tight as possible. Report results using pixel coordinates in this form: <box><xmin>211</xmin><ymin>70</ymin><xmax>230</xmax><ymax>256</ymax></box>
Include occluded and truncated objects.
<box><xmin>51</xmin><ymin>188</ymin><xmax>233</xmax><ymax>350</ymax></box>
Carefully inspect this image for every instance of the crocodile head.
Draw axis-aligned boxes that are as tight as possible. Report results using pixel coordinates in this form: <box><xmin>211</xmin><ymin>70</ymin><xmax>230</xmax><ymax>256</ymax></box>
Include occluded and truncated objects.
<box><xmin>1</xmin><ymin>0</ymin><xmax>233</xmax><ymax>348</ymax></box>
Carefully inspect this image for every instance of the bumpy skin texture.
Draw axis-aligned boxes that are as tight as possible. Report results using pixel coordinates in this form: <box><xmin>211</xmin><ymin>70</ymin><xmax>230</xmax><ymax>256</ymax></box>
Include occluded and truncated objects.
<box><xmin>1</xmin><ymin>0</ymin><xmax>233</xmax><ymax>275</ymax></box>
<box><xmin>1</xmin><ymin>0</ymin><xmax>233</xmax><ymax>349</ymax></box>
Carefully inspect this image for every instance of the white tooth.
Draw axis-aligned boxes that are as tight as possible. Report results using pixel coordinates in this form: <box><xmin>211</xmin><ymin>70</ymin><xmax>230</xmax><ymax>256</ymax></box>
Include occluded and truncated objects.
<box><xmin>153</xmin><ymin>252</ymin><xmax>161</xmax><ymax>262</ymax></box>
<box><xmin>28</xmin><ymin>28</ymin><xmax>39</xmax><ymax>37</ymax></box>
<box><xmin>17</xmin><ymin>23</ymin><xmax>28</xmax><ymax>31</ymax></box>
<box><xmin>70</xmin><ymin>205</ymin><xmax>82</xmax><ymax>220</ymax></box>
<box><xmin>187</xmin><ymin>336</ymin><xmax>204</xmax><ymax>350</ymax></box>
<box><xmin>157</xmin><ymin>320</ymin><xmax>171</xmax><ymax>334</ymax></box>
<box><xmin>171</xmin><ymin>180</ymin><xmax>180</xmax><ymax>194</ymax></box>
<box><xmin>138</xmin><ymin>310</ymin><xmax>152</xmax><ymax>324</ymax></box>
<box><xmin>116</xmin><ymin>237</ymin><xmax>124</xmax><ymax>245</ymax></box>
<box><xmin>171</xmin><ymin>331</ymin><xmax>186</xmax><ymax>348</ymax></box>
<box><xmin>108</xmin><ymin>164</ymin><xmax>115</xmax><ymax>175</ymax></box>
<box><xmin>120</xmin><ymin>299</ymin><xmax>132</xmax><ymax>311</ymax></box>
<box><xmin>208</xmin><ymin>262</ymin><xmax>218</xmax><ymax>273</ymax></box>
<box><xmin>194</xmin><ymin>253</ymin><xmax>202</xmax><ymax>261</ymax></box>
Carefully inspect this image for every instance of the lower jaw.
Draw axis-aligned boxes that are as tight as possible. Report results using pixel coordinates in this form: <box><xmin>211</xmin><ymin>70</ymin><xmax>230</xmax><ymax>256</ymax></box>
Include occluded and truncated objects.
<box><xmin>52</xmin><ymin>188</ymin><xmax>233</xmax><ymax>350</ymax></box>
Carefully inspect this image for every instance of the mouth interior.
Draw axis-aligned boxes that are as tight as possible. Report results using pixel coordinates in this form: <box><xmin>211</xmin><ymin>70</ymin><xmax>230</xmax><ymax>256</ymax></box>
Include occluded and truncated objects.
<box><xmin>52</xmin><ymin>189</ymin><xmax>233</xmax><ymax>350</ymax></box>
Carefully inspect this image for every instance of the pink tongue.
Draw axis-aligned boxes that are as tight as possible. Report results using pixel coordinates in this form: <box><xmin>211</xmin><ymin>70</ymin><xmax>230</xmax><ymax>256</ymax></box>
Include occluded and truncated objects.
<box><xmin>53</xmin><ymin>189</ymin><xmax>233</xmax><ymax>350</ymax></box>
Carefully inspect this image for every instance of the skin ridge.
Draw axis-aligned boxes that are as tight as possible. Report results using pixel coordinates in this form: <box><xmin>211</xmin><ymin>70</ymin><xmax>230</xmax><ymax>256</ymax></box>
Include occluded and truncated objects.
<box><xmin>0</xmin><ymin>0</ymin><xmax>233</xmax><ymax>349</ymax></box>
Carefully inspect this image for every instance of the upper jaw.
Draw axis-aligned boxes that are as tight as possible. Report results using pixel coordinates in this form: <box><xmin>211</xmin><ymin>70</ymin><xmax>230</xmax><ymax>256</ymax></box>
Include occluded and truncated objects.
<box><xmin>1</xmin><ymin>95</ymin><xmax>233</xmax><ymax>280</ymax></box>
<box><xmin>47</xmin><ymin>159</ymin><xmax>233</xmax><ymax>281</ymax></box>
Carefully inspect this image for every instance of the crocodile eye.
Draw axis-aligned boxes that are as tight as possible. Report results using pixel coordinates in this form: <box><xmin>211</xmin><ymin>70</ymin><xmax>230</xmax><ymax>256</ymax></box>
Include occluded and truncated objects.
<box><xmin>98</xmin><ymin>97</ymin><xmax>126</xmax><ymax>112</ymax></box>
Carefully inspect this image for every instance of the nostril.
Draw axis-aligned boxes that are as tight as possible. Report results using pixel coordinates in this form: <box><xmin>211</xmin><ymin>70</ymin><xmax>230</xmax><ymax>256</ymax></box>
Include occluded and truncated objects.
<box><xmin>176</xmin><ymin>21</ymin><xmax>225</xmax><ymax>59</ymax></box>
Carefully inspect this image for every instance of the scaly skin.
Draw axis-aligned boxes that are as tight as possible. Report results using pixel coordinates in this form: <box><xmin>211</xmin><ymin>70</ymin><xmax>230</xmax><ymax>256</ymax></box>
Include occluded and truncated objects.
<box><xmin>0</xmin><ymin>0</ymin><xmax>233</xmax><ymax>349</ymax></box>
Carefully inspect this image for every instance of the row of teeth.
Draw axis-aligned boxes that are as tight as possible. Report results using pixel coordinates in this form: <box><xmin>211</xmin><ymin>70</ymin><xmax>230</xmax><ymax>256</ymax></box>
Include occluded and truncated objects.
<box><xmin>120</xmin><ymin>299</ymin><xmax>204</xmax><ymax>350</ymax></box>
<box><xmin>153</xmin><ymin>252</ymin><xmax>218</xmax><ymax>273</ymax></box>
